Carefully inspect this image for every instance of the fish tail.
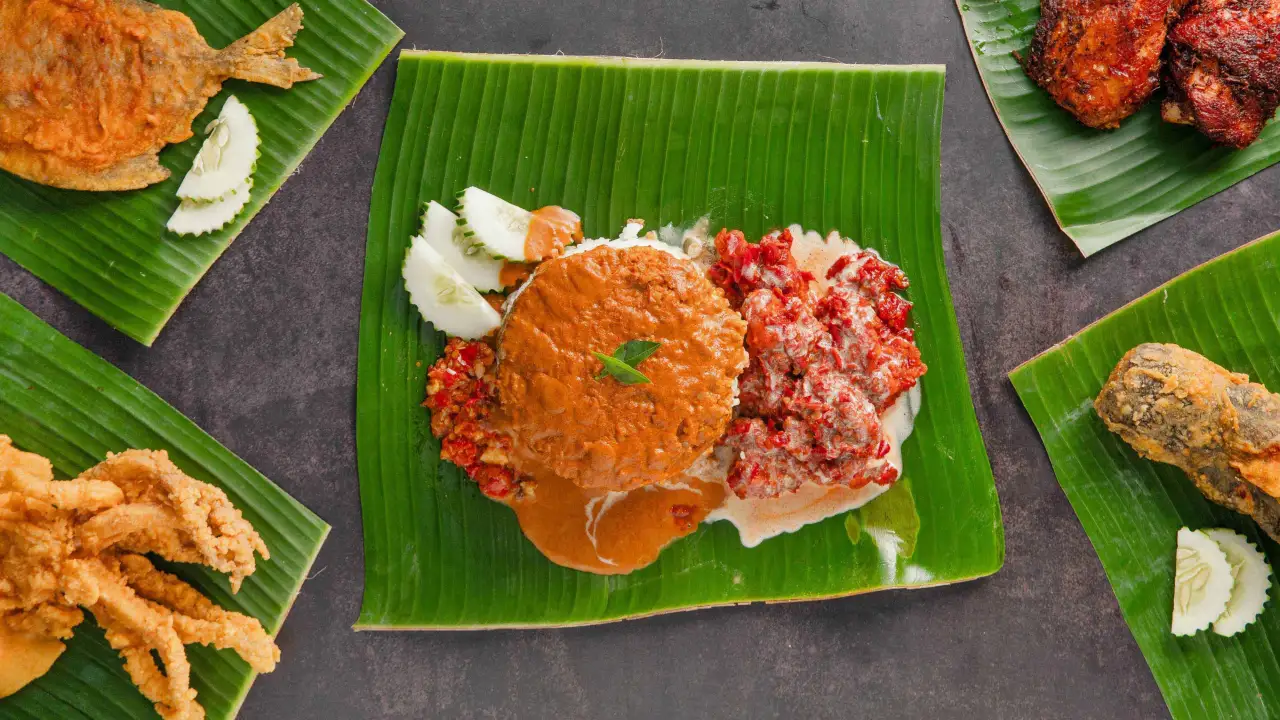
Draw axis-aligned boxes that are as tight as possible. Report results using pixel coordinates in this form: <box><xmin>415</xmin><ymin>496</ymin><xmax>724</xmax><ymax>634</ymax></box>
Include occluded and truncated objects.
<box><xmin>222</xmin><ymin>4</ymin><xmax>322</xmax><ymax>88</ymax></box>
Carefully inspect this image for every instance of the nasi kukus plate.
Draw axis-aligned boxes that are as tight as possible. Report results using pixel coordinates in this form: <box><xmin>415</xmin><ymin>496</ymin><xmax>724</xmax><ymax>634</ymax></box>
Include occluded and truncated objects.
<box><xmin>956</xmin><ymin>0</ymin><xmax>1280</xmax><ymax>256</ymax></box>
<box><xmin>1010</xmin><ymin>231</ymin><xmax>1280</xmax><ymax>720</ymax></box>
<box><xmin>355</xmin><ymin>51</ymin><xmax>1004</xmax><ymax>629</ymax></box>
<box><xmin>0</xmin><ymin>291</ymin><xmax>328</xmax><ymax>720</ymax></box>
<box><xmin>0</xmin><ymin>0</ymin><xmax>402</xmax><ymax>346</ymax></box>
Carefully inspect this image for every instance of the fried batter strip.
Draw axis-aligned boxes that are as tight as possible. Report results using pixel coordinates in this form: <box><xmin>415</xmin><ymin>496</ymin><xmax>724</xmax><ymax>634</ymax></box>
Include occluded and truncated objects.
<box><xmin>77</xmin><ymin>449</ymin><xmax>269</xmax><ymax>592</ymax></box>
<box><xmin>0</xmin><ymin>435</ymin><xmax>278</xmax><ymax>720</ymax></box>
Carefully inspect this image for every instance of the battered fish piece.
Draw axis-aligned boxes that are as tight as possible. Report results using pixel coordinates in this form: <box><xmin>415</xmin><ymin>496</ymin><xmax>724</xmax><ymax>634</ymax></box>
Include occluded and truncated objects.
<box><xmin>1095</xmin><ymin>344</ymin><xmax>1280</xmax><ymax>542</ymax></box>
<box><xmin>0</xmin><ymin>0</ymin><xmax>320</xmax><ymax>191</ymax></box>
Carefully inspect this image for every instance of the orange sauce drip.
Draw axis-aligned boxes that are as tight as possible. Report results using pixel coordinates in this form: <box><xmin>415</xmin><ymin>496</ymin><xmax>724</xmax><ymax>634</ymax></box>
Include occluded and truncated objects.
<box><xmin>524</xmin><ymin>206</ymin><xmax>583</xmax><ymax>261</ymax></box>
<box><xmin>481</xmin><ymin>292</ymin><xmax>505</xmax><ymax>313</ymax></box>
<box><xmin>0</xmin><ymin>625</ymin><xmax>64</xmax><ymax>698</ymax></box>
<box><xmin>511</xmin><ymin>472</ymin><xmax>726</xmax><ymax>575</ymax></box>
<box><xmin>498</xmin><ymin>261</ymin><xmax>532</xmax><ymax>288</ymax></box>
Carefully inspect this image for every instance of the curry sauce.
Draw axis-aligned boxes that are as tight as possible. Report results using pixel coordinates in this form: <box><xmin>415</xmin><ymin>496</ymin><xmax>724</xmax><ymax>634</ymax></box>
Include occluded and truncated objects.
<box><xmin>493</xmin><ymin>245</ymin><xmax>747</xmax><ymax>491</ymax></box>
<box><xmin>0</xmin><ymin>619</ymin><xmax>64</xmax><ymax>698</ymax></box>
<box><xmin>511</xmin><ymin>471</ymin><xmax>725</xmax><ymax>575</ymax></box>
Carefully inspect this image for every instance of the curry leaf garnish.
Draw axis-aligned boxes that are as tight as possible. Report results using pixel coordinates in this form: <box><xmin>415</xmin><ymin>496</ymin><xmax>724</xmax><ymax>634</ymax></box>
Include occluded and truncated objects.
<box><xmin>593</xmin><ymin>340</ymin><xmax>661</xmax><ymax>384</ymax></box>
<box><xmin>613</xmin><ymin>339</ymin><xmax>661</xmax><ymax>367</ymax></box>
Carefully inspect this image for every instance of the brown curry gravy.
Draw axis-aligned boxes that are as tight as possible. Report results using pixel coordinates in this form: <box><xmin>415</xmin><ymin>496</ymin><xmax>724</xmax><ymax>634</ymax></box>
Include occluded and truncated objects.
<box><xmin>511</xmin><ymin>471</ymin><xmax>726</xmax><ymax>575</ymax></box>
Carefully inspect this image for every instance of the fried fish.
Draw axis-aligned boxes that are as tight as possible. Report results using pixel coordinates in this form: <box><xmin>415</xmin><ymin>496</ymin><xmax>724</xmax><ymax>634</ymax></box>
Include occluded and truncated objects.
<box><xmin>0</xmin><ymin>0</ymin><xmax>320</xmax><ymax>192</ymax></box>
<box><xmin>1095</xmin><ymin>343</ymin><xmax>1280</xmax><ymax>542</ymax></box>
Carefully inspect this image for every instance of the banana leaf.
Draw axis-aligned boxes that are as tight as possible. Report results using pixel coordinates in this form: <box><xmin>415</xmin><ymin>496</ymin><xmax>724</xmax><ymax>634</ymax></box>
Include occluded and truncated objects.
<box><xmin>0</xmin><ymin>0</ymin><xmax>402</xmax><ymax>346</ymax></box>
<box><xmin>1010</xmin><ymin>231</ymin><xmax>1280</xmax><ymax>720</ymax></box>
<box><xmin>355</xmin><ymin>51</ymin><xmax>1004</xmax><ymax>629</ymax></box>
<box><xmin>0</xmin><ymin>292</ymin><xmax>329</xmax><ymax>719</ymax></box>
<box><xmin>956</xmin><ymin>0</ymin><xmax>1280</xmax><ymax>255</ymax></box>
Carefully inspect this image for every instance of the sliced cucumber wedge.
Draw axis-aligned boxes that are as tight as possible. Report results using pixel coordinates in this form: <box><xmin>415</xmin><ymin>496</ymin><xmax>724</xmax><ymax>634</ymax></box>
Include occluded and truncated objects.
<box><xmin>177</xmin><ymin>96</ymin><xmax>260</xmax><ymax>202</ymax></box>
<box><xmin>1172</xmin><ymin>527</ymin><xmax>1234</xmax><ymax>637</ymax></box>
<box><xmin>166</xmin><ymin>179</ymin><xmax>253</xmax><ymax>237</ymax></box>
<box><xmin>403</xmin><ymin>236</ymin><xmax>501</xmax><ymax>339</ymax></box>
<box><xmin>456</xmin><ymin>186</ymin><xmax>533</xmax><ymax>261</ymax></box>
<box><xmin>1204</xmin><ymin>528</ymin><xmax>1273</xmax><ymax>637</ymax></box>
<box><xmin>421</xmin><ymin>201</ymin><xmax>507</xmax><ymax>292</ymax></box>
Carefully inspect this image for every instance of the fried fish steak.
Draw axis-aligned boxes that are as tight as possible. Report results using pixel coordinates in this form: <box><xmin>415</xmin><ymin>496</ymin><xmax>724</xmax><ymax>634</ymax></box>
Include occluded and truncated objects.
<box><xmin>1095</xmin><ymin>343</ymin><xmax>1280</xmax><ymax>542</ymax></box>
<box><xmin>1163</xmin><ymin>0</ymin><xmax>1280</xmax><ymax>148</ymax></box>
<box><xmin>1022</xmin><ymin>0</ymin><xmax>1188</xmax><ymax>129</ymax></box>
<box><xmin>0</xmin><ymin>0</ymin><xmax>320</xmax><ymax>192</ymax></box>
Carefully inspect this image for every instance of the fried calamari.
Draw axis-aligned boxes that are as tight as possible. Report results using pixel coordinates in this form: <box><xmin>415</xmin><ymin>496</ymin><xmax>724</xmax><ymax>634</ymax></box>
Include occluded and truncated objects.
<box><xmin>0</xmin><ymin>0</ymin><xmax>320</xmax><ymax>191</ymax></box>
<box><xmin>0</xmin><ymin>436</ymin><xmax>277</xmax><ymax>720</ymax></box>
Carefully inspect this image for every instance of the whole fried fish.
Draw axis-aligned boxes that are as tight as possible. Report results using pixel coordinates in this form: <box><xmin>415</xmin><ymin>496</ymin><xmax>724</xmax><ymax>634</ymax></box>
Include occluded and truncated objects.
<box><xmin>1095</xmin><ymin>343</ymin><xmax>1280</xmax><ymax>542</ymax></box>
<box><xmin>0</xmin><ymin>0</ymin><xmax>320</xmax><ymax>191</ymax></box>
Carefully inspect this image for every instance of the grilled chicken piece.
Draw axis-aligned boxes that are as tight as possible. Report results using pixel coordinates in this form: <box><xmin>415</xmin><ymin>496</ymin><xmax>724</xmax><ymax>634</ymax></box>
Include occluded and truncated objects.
<box><xmin>1095</xmin><ymin>344</ymin><xmax>1280</xmax><ymax>543</ymax></box>
<box><xmin>0</xmin><ymin>0</ymin><xmax>320</xmax><ymax>191</ymax></box>
<box><xmin>1163</xmin><ymin>0</ymin><xmax>1280</xmax><ymax>148</ymax></box>
<box><xmin>1022</xmin><ymin>0</ymin><xmax>1189</xmax><ymax>129</ymax></box>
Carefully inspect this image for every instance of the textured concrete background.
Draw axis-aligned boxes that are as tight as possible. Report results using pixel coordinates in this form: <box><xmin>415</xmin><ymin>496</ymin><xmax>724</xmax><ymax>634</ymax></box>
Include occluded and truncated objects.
<box><xmin>5</xmin><ymin>0</ymin><xmax>1278</xmax><ymax>717</ymax></box>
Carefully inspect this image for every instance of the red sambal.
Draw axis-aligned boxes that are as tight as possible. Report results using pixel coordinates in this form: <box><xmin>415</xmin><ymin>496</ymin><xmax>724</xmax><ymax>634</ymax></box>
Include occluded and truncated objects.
<box><xmin>423</xmin><ymin>338</ymin><xmax>522</xmax><ymax>500</ymax></box>
<box><xmin>709</xmin><ymin>228</ymin><xmax>927</xmax><ymax>499</ymax></box>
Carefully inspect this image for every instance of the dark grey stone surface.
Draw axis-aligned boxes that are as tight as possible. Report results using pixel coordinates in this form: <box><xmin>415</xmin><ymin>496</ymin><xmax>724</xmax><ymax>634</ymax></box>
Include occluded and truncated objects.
<box><xmin>5</xmin><ymin>0</ymin><xmax>1276</xmax><ymax>717</ymax></box>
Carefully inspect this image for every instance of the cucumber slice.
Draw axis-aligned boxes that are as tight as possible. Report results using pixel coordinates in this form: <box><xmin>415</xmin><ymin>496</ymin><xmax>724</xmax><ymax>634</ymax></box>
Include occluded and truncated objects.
<box><xmin>166</xmin><ymin>179</ymin><xmax>253</xmax><ymax>237</ymax></box>
<box><xmin>177</xmin><ymin>96</ymin><xmax>260</xmax><ymax>202</ymax></box>
<box><xmin>421</xmin><ymin>201</ymin><xmax>507</xmax><ymax>292</ymax></box>
<box><xmin>403</xmin><ymin>236</ymin><xmax>501</xmax><ymax>339</ymax></box>
<box><xmin>456</xmin><ymin>187</ymin><xmax>533</xmax><ymax>261</ymax></box>
<box><xmin>1172</xmin><ymin>527</ymin><xmax>1234</xmax><ymax>637</ymax></box>
<box><xmin>1204</xmin><ymin>528</ymin><xmax>1273</xmax><ymax>637</ymax></box>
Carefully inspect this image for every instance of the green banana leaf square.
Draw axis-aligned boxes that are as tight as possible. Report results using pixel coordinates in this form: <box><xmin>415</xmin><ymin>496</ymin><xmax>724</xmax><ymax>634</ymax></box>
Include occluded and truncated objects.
<box><xmin>0</xmin><ymin>292</ymin><xmax>328</xmax><ymax>720</ymax></box>
<box><xmin>956</xmin><ymin>0</ymin><xmax>1280</xmax><ymax>255</ymax></box>
<box><xmin>0</xmin><ymin>0</ymin><xmax>402</xmax><ymax>346</ymax></box>
<box><xmin>356</xmin><ymin>52</ymin><xmax>1004</xmax><ymax>629</ymax></box>
<box><xmin>1010</xmin><ymin>232</ymin><xmax>1280</xmax><ymax>719</ymax></box>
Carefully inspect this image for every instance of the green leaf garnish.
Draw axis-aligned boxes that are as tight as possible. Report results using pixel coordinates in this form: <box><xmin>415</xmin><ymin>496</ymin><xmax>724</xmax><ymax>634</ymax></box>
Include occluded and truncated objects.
<box><xmin>593</xmin><ymin>352</ymin><xmax>652</xmax><ymax>385</ymax></box>
<box><xmin>593</xmin><ymin>340</ymin><xmax>661</xmax><ymax>384</ymax></box>
<box><xmin>613</xmin><ymin>339</ymin><xmax>661</xmax><ymax>367</ymax></box>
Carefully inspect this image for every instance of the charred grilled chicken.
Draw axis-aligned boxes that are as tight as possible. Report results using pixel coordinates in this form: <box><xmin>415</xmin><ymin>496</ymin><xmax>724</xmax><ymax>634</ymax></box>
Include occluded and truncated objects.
<box><xmin>1022</xmin><ymin>0</ymin><xmax>1190</xmax><ymax>129</ymax></box>
<box><xmin>1163</xmin><ymin>0</ymin><xmax>1280</xmax><ymax>148</ymax></box>
<box><xmin>1095</xmin><ymin>344</ymin><xmax>1280</xmax><ymax>543</ymax></box>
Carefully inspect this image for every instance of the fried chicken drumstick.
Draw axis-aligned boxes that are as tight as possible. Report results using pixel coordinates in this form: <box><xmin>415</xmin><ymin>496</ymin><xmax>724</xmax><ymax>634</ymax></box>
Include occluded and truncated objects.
<box><xmin>0</xmin><ymin>436</ymin><xmax>277</xmax><ymax>720</ymax></box>
<box><xmin>1095</xmin><ymin>344</ymin><xmax>1280</xmax><ymax>542</ymax></box>
<box><xmin>1022</xmin><ymin>0</ymin><xmax>1190</xmax><ymax>129</ymax></box>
